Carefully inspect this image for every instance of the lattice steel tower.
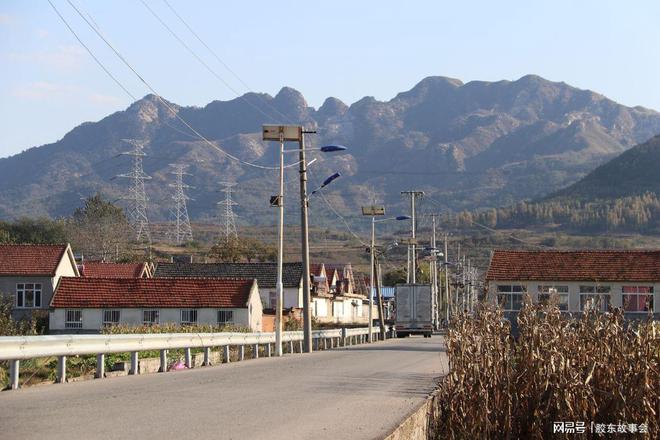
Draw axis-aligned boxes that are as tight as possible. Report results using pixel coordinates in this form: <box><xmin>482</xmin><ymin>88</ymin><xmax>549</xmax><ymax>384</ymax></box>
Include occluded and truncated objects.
<box><xmin>168</xmin><ymin>164</ymin><xmax>194</xmax><ymax>244</ymax></box>
<box><xmin>116</xmin><ymin>139</ymin><xmax>151</xmax><ymax>243</ymax></box>
<box><xmin>217</xmin><ymin>181</ymin><xmax>238</xmax><ymax>243</ymax></box>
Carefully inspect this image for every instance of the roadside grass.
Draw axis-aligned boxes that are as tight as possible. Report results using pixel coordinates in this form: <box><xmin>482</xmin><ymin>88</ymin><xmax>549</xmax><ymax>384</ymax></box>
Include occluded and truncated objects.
<box><xmin>432</xmin><ymin>297</ymin><xmax>659</xmax><ymax>438</ymax></box>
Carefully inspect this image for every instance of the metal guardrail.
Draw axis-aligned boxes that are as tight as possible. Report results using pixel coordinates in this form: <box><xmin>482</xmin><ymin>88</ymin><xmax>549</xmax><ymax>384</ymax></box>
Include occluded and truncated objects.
<box><xmin>1</xmin><ymin>327</ymin><xmax>383</xmax><ymax>390</ymax></box>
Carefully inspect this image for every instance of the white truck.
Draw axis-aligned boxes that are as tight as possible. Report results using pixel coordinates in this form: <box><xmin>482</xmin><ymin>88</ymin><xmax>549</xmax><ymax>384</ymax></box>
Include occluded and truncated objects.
<box><xmin>395</xmin><ymin>284</ymin><xmax>433</xmax><ymax>338</ymax></box>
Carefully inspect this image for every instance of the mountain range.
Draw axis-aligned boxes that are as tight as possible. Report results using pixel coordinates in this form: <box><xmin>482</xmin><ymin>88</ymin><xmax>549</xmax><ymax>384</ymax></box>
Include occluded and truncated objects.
<box><xmin>2</xmin><ymin>74</ymin><xmax>660</xmax><ymax>227</ymax></box>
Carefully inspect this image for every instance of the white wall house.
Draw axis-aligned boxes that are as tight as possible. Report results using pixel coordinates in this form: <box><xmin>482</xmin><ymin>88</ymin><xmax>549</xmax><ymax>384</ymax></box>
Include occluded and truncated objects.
<box><xmin>154</xmin><ymin>262</ymin><xmax>304</xmax><ymax>311</ymax></box>
<box><xmin>49</xmin><ymin>277</ymin><xmax>263</xmax><ymax>333</ymax></box>
<box><xmin>485</xmin><ymin>250</ymin><xmax>659</xmax><ymax>319</ymax></box>
<box><xmin>0</xmin><ymin>243</ymin><xmax>79</xmax><ymax>321</ymax></box>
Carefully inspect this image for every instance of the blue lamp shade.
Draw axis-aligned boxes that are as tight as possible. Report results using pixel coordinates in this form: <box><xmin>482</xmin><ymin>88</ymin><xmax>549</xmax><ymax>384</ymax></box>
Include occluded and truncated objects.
<box><xmin>396</xmin><ymin>215</ymin><xmax>411</xmax><ymax>221</ymax></box>
<box><xmin>320</xmin><ymin>145</ymin><xmax>348</xmax><ymax>153</ymax></box>
<box><xmin>322</xmin><ymin>172</ymin><xmax>341</xmax><ymax>186</ymax></box>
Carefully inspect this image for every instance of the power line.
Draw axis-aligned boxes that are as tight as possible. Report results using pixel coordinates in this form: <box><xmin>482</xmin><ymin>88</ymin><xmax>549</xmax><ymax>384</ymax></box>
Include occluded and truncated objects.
<box><xmin>47</xmin><ymin>0</ymin><xmax>136</xmax><ymax>101</ymax></box>
<box><xmin>59</xmin><ymin>0</ymin><xmax>301</xmax><ymax>172</ymax></box>
<box><xmin>140</xmin><ymin>0</ymin><xmax>293</xmax><ymax>124</ymax></box>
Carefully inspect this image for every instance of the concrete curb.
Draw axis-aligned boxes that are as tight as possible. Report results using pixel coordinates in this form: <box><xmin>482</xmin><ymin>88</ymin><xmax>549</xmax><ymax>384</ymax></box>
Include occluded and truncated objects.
<box><xmin>384</xmin><ymin>387</ymin><xmax>440</xmax><ymax>440</ymax></box>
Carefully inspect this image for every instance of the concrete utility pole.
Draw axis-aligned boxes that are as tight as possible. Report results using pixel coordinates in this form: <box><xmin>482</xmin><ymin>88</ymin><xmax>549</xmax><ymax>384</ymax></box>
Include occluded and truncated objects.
<box><xmin>401</xmin><ymin>191</ymin><xmax>424</xmax><ymax>283</ymax></box>
<box><xmin>444</xmin><ymin>233</ymin><xmax>450</xmax><ymax>325</ymax></box>
<box><xmin>430</xmin><ymin>214</ymin><xmax>438</xmax><ymax>329</ymax></box>
<box><xmin>168</xmin><ymin>164</ymin><xmax>194</xmax><ymax>245</ymax></box>
<box><xmin>217</xmin><ymin>181</ymin><xmax>238</xmax><ymax>243</ymax></box>
<box><xmin>299</xmin><ymin>129</ymin><xmax>313</xmax><ymax>353</ymax></box>
<box><xmin>116</xmin><ymin>139</ymin><xmax>151</xmax><ymax>243</ymax></box>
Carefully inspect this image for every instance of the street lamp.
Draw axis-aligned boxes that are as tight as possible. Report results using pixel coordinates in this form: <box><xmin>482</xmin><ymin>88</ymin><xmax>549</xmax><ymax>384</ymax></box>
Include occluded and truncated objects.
<box><xmin>263</xmin><ymin>124</ymin><xmax>347</xmax><ymax>356</ymax></box>
<box><xmin>362</xmin><ymin>206</ymin><xmax>410</xmax><ymax>342</ymax></box>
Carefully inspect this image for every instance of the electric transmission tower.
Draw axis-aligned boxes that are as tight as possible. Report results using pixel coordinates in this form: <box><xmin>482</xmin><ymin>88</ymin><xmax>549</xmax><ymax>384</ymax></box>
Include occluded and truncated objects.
<box><xmin>168</xmin><ymin>164</ymin><xmax>194</xmax><ymax>244</ymax></box>
<box><xmin>116</xmin><ymin>139</ymin><xmax>151</xmax><ymax>243</ymax></box>
<box><xmin>217</xmin><ymin>181</ymin><xmax>238</xmax><ymax>243</ymax></box>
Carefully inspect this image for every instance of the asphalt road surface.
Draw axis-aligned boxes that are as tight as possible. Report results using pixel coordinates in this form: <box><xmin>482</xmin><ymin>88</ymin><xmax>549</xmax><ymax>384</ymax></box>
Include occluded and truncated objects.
<box><xmin>0</xmin><ymin>336</ymin><xmax>447</xmax><ymax>440</ymax></box>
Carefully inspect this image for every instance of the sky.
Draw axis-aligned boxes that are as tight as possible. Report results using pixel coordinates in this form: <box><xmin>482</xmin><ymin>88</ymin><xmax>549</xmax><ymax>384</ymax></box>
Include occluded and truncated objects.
<box><xmin>1</xmin><ymin>0</ymin><xmax>659</xmax><ymax>158</ymax></box>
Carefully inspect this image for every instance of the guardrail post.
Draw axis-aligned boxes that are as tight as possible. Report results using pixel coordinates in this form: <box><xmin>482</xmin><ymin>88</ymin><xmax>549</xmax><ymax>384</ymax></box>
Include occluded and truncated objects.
<box><xmin>203</xmin><ymin>347</ymin><xmax>211</xmax><ymax>366</ymax></box>
<box><xmin>239</xmin><ymin>345</ymin><xmax>245</xmax><ymax>361</ymax></box>
<box><xmin>341</xmin><ymin>328</ymin><xmax>347</xmax><ymax>347</ymax></box>
<box><xmin>184</xmin><ymin>348</ymin><xmax>192</xmax><ymax>368</ymax></box>
<box><xmin>252</xmin><ymin>344</ymin><xmax>259</xmax><ymax>359</ymax></box>
<box><xmin>56</xmin><ymin>355</ymin><xmax>67</xmax><ymax>383</ymax></box>
<box><xmin>266</xmin><ymin>343</ymin><xmax>272</xmax><ymax>357</ymax></box>
<box><xmin>159</xmin><ymin>349</ymin><xmax>168</xmax><ymax>372</ymax></box>
<box><xmin>223</xmin><ymin>345</ymin><xmax>230</xmax><ymax>363</ymax></box>
<box><xmin>130</xmin><ymin>352</ymin><xmax>139</xmax><ymax>375</ymax></box>
<box><xmin>323</xmin><ymin>338</ymin><xmax>328</xmax><ymax>350</ymax></box>
<box><xmin>288</xmin><ymin>340</ymin><xmax>294</xmax><ymax>354</ymax></box>
<box><xmin>95</xmin><ymin>354</ymin><xmax>105</xmax><ymax>379</ymax></box>
<box><xmin>298</xmin><ymin>340</ymin><xmax>303</xmax><ymax>353</ymax></box>
<box><xmin>9</xmin><ymin>360</ymin><xmax>19</xmax><ymax>390</ymax></box>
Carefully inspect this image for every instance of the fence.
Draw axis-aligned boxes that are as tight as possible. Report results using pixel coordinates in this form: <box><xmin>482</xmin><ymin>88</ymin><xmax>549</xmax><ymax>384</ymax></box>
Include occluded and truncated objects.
<box><xmin>0</xmin><ymin>327</ymin><xmax>383</xmax><ymax>390</ymax></box>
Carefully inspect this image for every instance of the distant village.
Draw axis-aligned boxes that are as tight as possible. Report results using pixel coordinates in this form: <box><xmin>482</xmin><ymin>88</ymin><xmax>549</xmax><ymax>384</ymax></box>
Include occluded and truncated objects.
<box><xmin>1</xmin><ymin>243</ymin><xmax>395</xmax><ymax>334</ymax></box>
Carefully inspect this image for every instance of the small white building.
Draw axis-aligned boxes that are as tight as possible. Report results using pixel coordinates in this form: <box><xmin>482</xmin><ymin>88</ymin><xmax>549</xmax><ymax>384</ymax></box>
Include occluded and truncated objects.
<box><xmin>49</xmin><ymin>277</ymin><xmax>263</xmax><ymax>333</ymax></box>
<box><xmin>0</xmin><ymin>243</ymin><xmax>79</xmax><ymax>321</ymax></box>
<box><xmin>154</xmin><ymin>262</ymin><xmax>304</xmax><ymax>311</ymax></box>
<box><xmin>485</xmin><ymin>250</ymin><xmax>659</xmax><ymax>318</ymax></box>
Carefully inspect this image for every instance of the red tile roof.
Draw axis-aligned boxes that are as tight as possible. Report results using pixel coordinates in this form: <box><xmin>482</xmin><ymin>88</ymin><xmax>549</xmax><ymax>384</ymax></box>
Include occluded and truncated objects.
<box><xmin>309</xmin><ymin>263</ymin><xmax>324</xmax><ymax>277</ymax></box>
<box><xmin>51</xmin><ymin>277</ymin><xmax>255</xmax><ymax>308</ymax></box>
<box><xmin>82</xmin><ymin>262</ymin><xmax>148</xmax><ymax>278</ymax></box>
<box><xmin>486</xmin><ymin>250</ymin><xmax>660</xmax><ymax>282</ymax></box>
<box><xmin>0</xmin><ymin>244</ymin><xmax>69</xmax><ymax>276</ymax></box>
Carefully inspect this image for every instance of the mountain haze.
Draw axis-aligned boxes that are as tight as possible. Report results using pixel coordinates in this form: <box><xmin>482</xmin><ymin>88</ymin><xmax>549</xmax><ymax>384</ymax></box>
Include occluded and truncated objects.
<box><xmin>2</xmin><ymin>74</ymin><xmax>660</xmax><ymax>226</ymax></box>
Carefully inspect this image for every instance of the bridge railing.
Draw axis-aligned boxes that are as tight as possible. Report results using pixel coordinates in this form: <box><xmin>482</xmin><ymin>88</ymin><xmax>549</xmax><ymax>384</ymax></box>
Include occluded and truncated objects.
<box><xmin>1</xmin><ymin>327</ymin><xmax>384</xmax><ymax>390</ymax></box>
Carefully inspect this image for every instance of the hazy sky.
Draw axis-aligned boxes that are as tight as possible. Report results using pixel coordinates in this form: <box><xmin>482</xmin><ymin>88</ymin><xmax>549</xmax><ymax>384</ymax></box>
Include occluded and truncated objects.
<box><xmin>1</xmin><ymin>0</ymin><xmax>659</xmax><ymax>158</ymax></box>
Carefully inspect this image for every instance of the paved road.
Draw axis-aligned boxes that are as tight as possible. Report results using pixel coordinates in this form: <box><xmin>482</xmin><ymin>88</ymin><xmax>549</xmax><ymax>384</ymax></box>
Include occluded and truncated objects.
<box><xmin>0</xmin><ymin>336</ymin><xmax>447</xmax><ymax>440</ymax></box>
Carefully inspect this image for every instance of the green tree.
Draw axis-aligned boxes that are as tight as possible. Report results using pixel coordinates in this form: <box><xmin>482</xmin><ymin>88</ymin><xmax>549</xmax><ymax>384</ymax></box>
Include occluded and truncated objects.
<box><xmin>0</xmin><ymin>217</ymin><xmax>67</xmax><ymax>244</ymax></box>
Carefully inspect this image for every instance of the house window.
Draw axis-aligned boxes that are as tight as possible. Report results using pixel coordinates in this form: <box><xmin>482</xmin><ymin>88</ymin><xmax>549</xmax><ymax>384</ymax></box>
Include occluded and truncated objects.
<box><xmin>180</xmin><ymin>309</ymin><xmax>198</xmax><ymax>325</ymax></box>
<box><xmin>102</xmin><ymin>310</ymin><xmax>121</xmax><ymax>326</ymax></box>
<box><xmin>622</xmin><ymin>286</ymin><xmax>654</xmax><ymax>313</ymax></box>
<box><xmin>143</xmin><ymin>310</ymin><xmax>159</xmax><ymax>325</ymax></box>
<box><xmin>65</xmin><ymin>310</ymin><xmax>82</xmax><ymax>329</ymax></box>
<box><xmin>217</xmin><ymin>310</ymin><xmax>234</xmax><ymax>324</ymax></box>
<box><xmin>538</xmin><ymin>285</ymin><xmax>569</xmax><ymax>311</ymax></box>
<box><xmin>16</xmin><ymin>283</ymin><xmax>42</xmax><ymax>308</ymax></box>
<box><xmin>496</xmin><ymin>285</ymin><xmax>525</xmax><ymax>311</ymax></box>
<box><xmin>579</xmin><ymin>286</ymin><xmax>611</xmax><ymax>312</ymax></box>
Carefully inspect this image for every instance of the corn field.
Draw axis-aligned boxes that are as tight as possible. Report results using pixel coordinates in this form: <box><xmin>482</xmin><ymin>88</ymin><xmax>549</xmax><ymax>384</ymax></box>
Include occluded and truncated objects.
<box><xmin>433</xmin><ymin>295</ymin><xmax>659</xmax><ymax>438</ymax></box>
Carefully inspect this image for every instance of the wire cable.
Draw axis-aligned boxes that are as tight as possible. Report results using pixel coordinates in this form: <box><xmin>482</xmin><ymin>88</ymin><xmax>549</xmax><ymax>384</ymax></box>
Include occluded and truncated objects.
<box><xmin>139</xmin><ymin>0</ymin><xmax>289</xmax><ymax>124</ymax></box>
<box><xmin>60</xmin><ymin>0</ymin><xmax>300</xmax><ymax>171</ymax></box>
<box><xmin>161</xmin><ymin>0</ymin><xmax>295</xmax><ymax>124</ymax></box>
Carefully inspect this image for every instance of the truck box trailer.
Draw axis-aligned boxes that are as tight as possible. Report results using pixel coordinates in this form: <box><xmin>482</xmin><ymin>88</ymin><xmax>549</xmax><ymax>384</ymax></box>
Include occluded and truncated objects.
<box><xmin>395</xmin><ymin>284</ymin><xmax>433</xmax><ymax>337</ymax></box>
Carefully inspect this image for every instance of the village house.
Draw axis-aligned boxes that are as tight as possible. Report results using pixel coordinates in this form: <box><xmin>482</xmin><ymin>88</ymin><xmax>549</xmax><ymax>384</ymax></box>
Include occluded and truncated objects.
<box><xmin>49</xmin><ymin>277</ymin><xmax>263</xmax><ymax>333</ymax></box>
<box><xmin>310</xmin><ymin>263</ymin><xmax>334</xmax><ymax>322</ymax></box>
<box><xmin>154</xmin><ymin>262</ymin><xmax>304</xmax><ymax>311</ymax></box>
<box><xmin>0</xmin><ymin>244</ymin><xmax>79</xmax><ymax>321</ymax></box>
<box><xmin>80</xmin><ymin>261</ymin><xmax>152</xmax><ymax>278</ymax></box>
<box><xmin>325</xmin><ymin>263</ymin><xmax>369</xmax><ymax>324</ymax></box>
<box><xmin>485</xmin><ymin>250</ymin><xmax>659</xmax><ymax>318</ymax></box>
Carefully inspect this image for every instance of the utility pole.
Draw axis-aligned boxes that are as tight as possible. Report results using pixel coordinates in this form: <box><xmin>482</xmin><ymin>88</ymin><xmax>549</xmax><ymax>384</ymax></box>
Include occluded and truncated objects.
<box><xmin>168</xmin><ymin>164</ymin><xmax>194</xmax><ymax>245</ymax></box>
<box><xmin>217</xmin><ymin>181</ymin><xmax>238</xmax><ymax>243</ymax></box>
<box><xmin>116</xmin><ymin>139</ymin><xmax>151</xmax><ymax>243</ymax></box>
<box><xmin>444</xmin><ymin>233</ymin><xmax>450</xmax><ymax>325</ymax></box>
<box><xmin>430</xmin><ymin>213</ymin><xmax>439</xmax><ymax>330</ymax></box>
<box><xmin>401</xmin><ymin>191</ymin><xmax>424</xmax><ymax>283</ymax></box>
<box><xmin>299</xmin><ymin>128</ymin><xmax>313</xmax><ymax>353</ymax></box>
